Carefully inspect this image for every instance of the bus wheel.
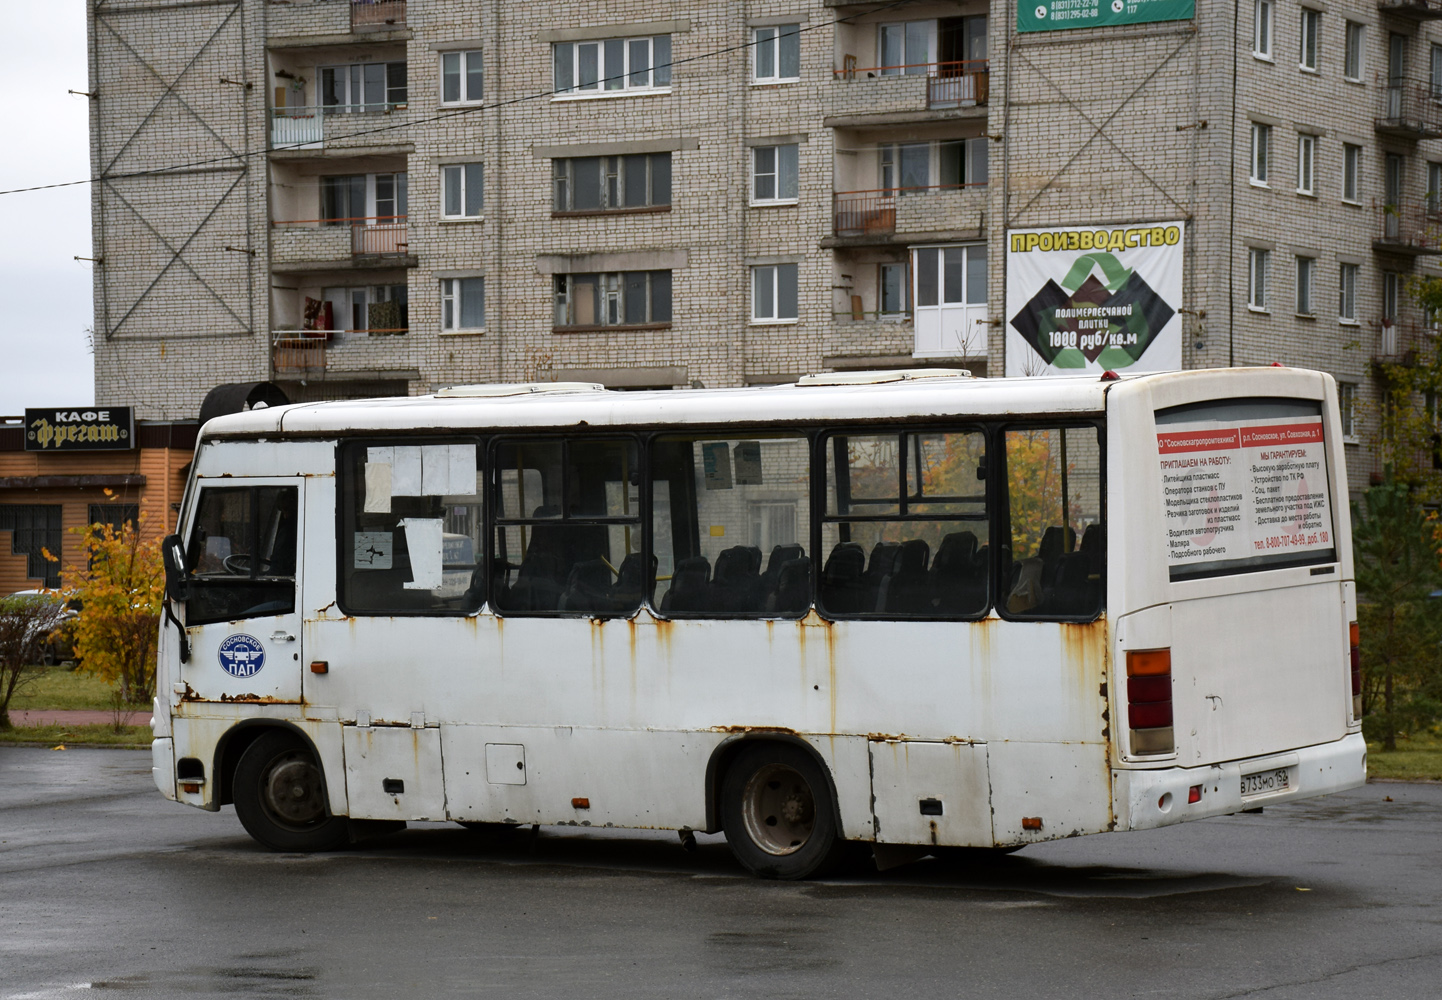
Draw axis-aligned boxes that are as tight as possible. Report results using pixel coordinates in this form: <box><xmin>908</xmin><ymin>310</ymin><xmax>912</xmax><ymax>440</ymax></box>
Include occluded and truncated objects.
<box><xmin>721</xmin><ymin>743</ymin><xmax>846</xmax><ymax>880</ymax></box>
<box><xmin>233</xmin><ymin>731</ymin><xmax>348</xmax><ymax>852</ymax></box>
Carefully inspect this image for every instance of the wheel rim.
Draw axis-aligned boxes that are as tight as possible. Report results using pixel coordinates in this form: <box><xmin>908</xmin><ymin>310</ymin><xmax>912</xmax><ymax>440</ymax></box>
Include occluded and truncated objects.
<box><xmin>740</xmin><ymin>763</ymin><xmax>816</xmax><ymax>856</ymax></box>
<box><xmin>260</xmin><ymin>751</ymin><xmax>327</xmax><ymax>829</ymax></box>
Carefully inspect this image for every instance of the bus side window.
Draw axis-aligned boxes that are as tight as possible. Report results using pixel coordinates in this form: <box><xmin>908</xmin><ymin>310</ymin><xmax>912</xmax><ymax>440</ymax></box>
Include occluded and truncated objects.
<box><xmin>1001</xmin><ymin>426</ymin><xmax>1103</xmax><ymax>620</ymax></box>
<box><xmin>491</xmin><ymin>438</ymin><xmax>642</xmax><ymax>616</ymax></box>
<box><xmin>650</xmin><ymin>434</ymin><xmax>811</xmax><ymax>617</ymax></box>
<box><xmin>186</xmin><ymin>486</ymin><xmax>298</xmax><ymax>626</ymax></box>
<box><xmin>338</xmin><ymin>441</ymin><xmax>484</xmax><ymax>615</ymax></box>
<box><xmin>819</xmin><ymin>429</ymin><xmax>989</xmax><ymax>619</ymax></box>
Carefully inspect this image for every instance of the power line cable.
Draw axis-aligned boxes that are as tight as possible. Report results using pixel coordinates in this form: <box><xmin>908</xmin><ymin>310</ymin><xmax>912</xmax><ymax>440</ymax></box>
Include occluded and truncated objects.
<box><xmin>0</xmin><ymin>0</ymin><xmax>919</xmax><ymax>198</ymax></box>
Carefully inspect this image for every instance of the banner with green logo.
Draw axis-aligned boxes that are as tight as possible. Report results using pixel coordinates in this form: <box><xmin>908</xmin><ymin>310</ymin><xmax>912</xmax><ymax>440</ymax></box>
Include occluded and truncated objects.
<box><xmin>1005</xmin><ymin>222</ymin><xmax>1184</xmax><ymax>376</ymax></box>
<box><xmin>1017</xmin><ymin>0</ymin><xmax>1194</xmax><ymax>33</ymax></box>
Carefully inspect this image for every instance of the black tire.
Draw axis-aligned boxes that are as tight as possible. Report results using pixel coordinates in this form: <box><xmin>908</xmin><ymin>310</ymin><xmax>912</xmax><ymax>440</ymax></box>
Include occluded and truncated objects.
<box><xmin>232</xmin><ymin>730</ymin><xmax>349</xmax><ymax>852</ymax></box>
<box><xmin>721</xmin><ymin>742</ymin><xmax>848</xmax><ymax>880</ymax></box>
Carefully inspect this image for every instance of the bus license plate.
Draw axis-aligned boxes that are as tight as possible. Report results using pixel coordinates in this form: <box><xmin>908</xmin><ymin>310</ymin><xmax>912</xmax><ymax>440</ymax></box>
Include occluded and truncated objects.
<box><xmin>1240</xmin><ymin>767</ymin><xmax>1291</xmax><ymax>797</ymax></box>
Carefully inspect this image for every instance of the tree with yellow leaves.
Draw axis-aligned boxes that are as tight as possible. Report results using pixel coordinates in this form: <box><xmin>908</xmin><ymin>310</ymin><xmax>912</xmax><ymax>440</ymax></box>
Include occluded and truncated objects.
<box><xmin>62</xmin><ymin>505</ymin><xmax>164</xmax><ymax>706</ymax></box>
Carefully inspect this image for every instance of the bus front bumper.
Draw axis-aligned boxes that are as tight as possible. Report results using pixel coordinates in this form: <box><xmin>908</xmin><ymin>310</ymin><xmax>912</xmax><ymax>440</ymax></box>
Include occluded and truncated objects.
<box><xmin>152</xmin><ymin>738</ymin><xmax>176</xmax><ymax>801</ymax></box>
<box><xmin>1113</xmin><ymin>731</ymin><xmax>1367</xmax><ymax>831</ymax></box>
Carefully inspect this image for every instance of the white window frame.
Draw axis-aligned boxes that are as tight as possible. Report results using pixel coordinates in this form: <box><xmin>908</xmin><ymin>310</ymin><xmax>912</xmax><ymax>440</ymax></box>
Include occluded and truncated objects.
<box><xmin>1339</xmin><ymin>382</ymin><xmax>1358</xmax><ymax>442</ymax></box>
<box><xmin>1297</xmin><ymin>134</ymin><xmax>1315</xmax><ymax>195</ymax></box>
<box><xmin>552</xmin><ymin>36</ymin><xmax>672</xmax><ymax>99</ymax></box>
<box><xmin>751</xmin><ymin>263</ymin><xmax>799</xmax><ymax>324</ymax></box>
<box><xmin>441</xmin><ymin>163</ymin><xmax>484</xmax><ymax>219</ymax></box>
<box><xmin>321</xmin><ymin>283</ymin><xmax>407</xmax><ymax>336</ymax></box>
<box><xmin>1248</xmin><ymin>248</ymin><xmax>1270</xmax><ymax>311</ymax></box>
<box><xmin>441</xmin><ymin>277</ymin><xmax>485</xmax><ymax>332</ymax></box>
<box><xmin>753</xmin><ymin>24</ymin><xmax>801</xmax><ymax>84</ymax></box>
<box><xmin>319</xmin><ymin>62</ymin><xmax>407</xmax><ymax>113</ymax></box>
<box><xmin>1383</xmin><ymin>270</ymin><xmax>1400</xmax><ymax>322</ymax></box>
<box><xmin>751</xmin><ymin>144</ymin><xmax>800</xmax><ymax>205</ymax></box>
<box><xmin>1296</xmin><ymin>256</ymin><xmax>1315</xmax><ymax>315</ymax></box>
<box><xmin>1299</xmin><ymin>9</ymin><xmax>1320</xmax><ymax>72</ymax></box>
<box><xmin>1339</xmin><ymin>263</ymin><xmax>1358</xmax><ymax>323</ymax></box>
<box><xmin>1250</xmin><ymin>123</ymin><xmax>1271</xmax><ymax>186</ymax></box>
<box><xmin>1342</xmin><ymin>143</ymin><xmax>1361</xmax><ymax>203</ymax></box>
<box><xmin>1428</xmin><ymin>161</ymin><xmax>1442</xmax><ymax>214</ymax></box>
<box><xmin>440</xmin><ymin>50</ymin><xmax>483</xmax><ymax>105</ymax></box>
<box><xmin>1254</xmin><ymin>0</ymin><xmax>1274</xmax><ymax>59</ymax></box>
<box><xmin>1344</xmin><ymin>21</ymin><xmax>1365</xmax><ymax>81</ymax></box>
<box><xmin>878</xmin><ymin>20</ymin><xmax>937</xmax><ymax>75</ymax></box>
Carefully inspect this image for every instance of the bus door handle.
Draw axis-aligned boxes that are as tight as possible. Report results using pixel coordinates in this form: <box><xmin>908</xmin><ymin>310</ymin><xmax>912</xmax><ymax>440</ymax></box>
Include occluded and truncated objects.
<box><xmin>270</xmin><ymin>631</ymin><xmax>296</xmax><ymax>643</ymax></box>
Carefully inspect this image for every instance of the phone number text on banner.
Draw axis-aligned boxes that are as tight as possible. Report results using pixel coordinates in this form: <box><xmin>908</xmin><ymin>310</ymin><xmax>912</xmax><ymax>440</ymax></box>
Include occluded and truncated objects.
<box><xmin>1018</xmin><ymin>0</ymin><xmax>1195</xmax><ymax>33</ymax></box>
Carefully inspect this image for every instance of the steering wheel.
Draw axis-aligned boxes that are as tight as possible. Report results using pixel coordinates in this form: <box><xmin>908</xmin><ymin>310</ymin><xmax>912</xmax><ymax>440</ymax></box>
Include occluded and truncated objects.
<box><xmin>223</xmin><ymin>553</ymin><xmax>253</xmax><ymax>574</ymax></box>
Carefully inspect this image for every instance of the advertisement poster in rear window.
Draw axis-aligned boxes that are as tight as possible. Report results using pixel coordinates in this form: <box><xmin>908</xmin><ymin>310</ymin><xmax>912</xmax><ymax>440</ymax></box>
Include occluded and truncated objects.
<box><xmin>1155</xmin><ymin>399</ymin><xmax>1336</xmax><ymax>581</ymax></box>
<box><xmin>1005</xmin><ymin>222</ymin><xmax>1184</xmax><ymax>377</ymax></box>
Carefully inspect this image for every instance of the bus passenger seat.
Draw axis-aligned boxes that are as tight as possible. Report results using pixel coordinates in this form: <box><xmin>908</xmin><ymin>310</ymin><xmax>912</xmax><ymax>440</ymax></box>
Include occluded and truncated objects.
<box><xmin>710</xmin><ymin>546</ymin><xmax>765</xmax><ymax>612</ymax></box>
<box><xmin>761</xmin><ymin>544</ymin><xmax>805</xmax><ymax>598</ymax></box>
<box><xmin>860</xmin><ymin>542</ymin><xmax>901</xmax><ymax>611</ymax></box>
<box><xmin>879</xmin><ymin>539</ymin><xmax>930</xmax><ymax>614</ymax></box>
<box><xmin>931</xmin><ymin>531</ymin><xmax>982</xmax><ymax>613</ymax></box>
<box><xmin>559</xmin><ymin>558</ymin><xmax>614</xmax><ymax>613</ymax></box>
<box><xmin>661</xmin><ymin>556</ymin><xmax>711</xmax><ymax>612</ymax></box>
<box><xmin>611</xmin><ymin>552</ymin><xmax>657</xmax><ymax>607</ymax></box>
<box><xmin>820</xmin><ymin>542</ymin><xmax>866</xmax><ymax>614</ymax></box>
<box><xmin>509</xmin><ymin>552</ymin><xmax>566</xmax><ymax>611</ymax></box>
<box><xmin>769</xmin><ymin>556</ymin><xmax>811</xmax><ymax>613</ymax></box>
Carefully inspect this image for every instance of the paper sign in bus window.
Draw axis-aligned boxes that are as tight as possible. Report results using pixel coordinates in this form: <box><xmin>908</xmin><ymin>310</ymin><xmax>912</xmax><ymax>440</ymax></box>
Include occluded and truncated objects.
<box><xmin>363</xmin><ymin>463</ymin><xmax>392</xmax><ymax>513</ymax></box>
<box><xmin>703</xmin><ymin>442</ymin><xmax>733</xmax><ymax>490</ymax></box>
<box><xmin>353</xmin><ymin>531</ymin><xmax>393</xmax><ymax>569</ymax></box>
<box><xmin>392</xmin><ymin>446</ymin><xmax>423</xmax><ymax>496</ymax></box>
<box><xmin>733</xmin><ymin>441</ymin><xmax>763</xmax><ymax>485</ymax></box>
<box><xmin>398</xmin><ymin>518</ymin><xmax>443</xmax><ymax>589</ymax></box>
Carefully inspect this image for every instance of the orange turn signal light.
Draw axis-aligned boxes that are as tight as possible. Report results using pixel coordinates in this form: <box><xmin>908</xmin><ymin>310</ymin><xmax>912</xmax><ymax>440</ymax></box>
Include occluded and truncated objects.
<box><xmin>310</xmin><ymin>661</ymin><xmax>329</xmax><ymax>674</ymax></box>
<box><xmin>571</xmin><ymin>797</ymin><xmax>590</xmax><ymax>809</ymax></box>
<box><xmin>1021</xmin><ymin>816</ymin><xmax>1043</xmax><ymax>830</ymax></box>
<box><xmin>1127</xmin><ymin>649</ymin><xmax>1172</xmax><ymax>677</ymax></box>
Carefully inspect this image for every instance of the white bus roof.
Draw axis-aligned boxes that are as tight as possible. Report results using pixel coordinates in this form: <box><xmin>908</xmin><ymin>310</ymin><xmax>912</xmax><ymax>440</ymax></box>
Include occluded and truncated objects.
<box><xmin>197</xmin><ymin>368</ymin><xmax>1326</xmax><ymax>439</ymax></box>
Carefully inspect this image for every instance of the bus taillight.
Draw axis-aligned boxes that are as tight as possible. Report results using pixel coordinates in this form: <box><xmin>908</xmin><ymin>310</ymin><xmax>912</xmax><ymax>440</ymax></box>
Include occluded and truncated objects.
<box><xmin>1126</xmin><ymin>648</ymin><xmax>1174</xmax><ymax>755</ymax></box>
<box><xmin>1349</xmin><ymin>622</ymin><xmax>1362</xmax><ymax>719</ymax></box>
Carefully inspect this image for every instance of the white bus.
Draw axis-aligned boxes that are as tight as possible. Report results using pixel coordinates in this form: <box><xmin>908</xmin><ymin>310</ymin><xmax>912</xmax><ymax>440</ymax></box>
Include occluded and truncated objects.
<box><xmin>152</xmin><ymin>366</ymin><xmax>1366</xmax><ymax>878</ymax></box>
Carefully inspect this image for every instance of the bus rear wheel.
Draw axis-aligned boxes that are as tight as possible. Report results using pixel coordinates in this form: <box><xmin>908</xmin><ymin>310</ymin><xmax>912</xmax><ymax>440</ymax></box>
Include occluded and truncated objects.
<box><xmin>233</xmin><ymin>731</ymin><xmax>348</xmax><ymax>852</ymax></box>
<box><xmin>721</xmin><ymin>743</ymin><xmax>846</xmax><ymax>880</ymax></box>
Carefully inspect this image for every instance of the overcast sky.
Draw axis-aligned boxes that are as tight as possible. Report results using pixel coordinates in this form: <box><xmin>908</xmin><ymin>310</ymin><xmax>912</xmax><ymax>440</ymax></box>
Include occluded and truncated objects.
<box><xmin>1</xmin><ymin>4</ymin><xmax>95</xmax><ymax>413</ymax></box>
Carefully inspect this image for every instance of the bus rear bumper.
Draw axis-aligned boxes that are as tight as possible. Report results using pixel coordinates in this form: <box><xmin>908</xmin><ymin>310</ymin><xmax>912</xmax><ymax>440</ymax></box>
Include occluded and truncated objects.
<box><xmin>1113</xmin><ymin>732</ymin><xmax>1367</xmax><ymax>831</ymax></box>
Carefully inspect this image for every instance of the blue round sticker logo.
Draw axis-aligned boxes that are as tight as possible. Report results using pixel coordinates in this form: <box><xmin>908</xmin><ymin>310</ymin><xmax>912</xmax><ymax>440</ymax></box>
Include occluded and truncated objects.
<box><xmin>218</xmin><ymin>633</ymin><xmax>266</xmax><ymax>678</ymax></box>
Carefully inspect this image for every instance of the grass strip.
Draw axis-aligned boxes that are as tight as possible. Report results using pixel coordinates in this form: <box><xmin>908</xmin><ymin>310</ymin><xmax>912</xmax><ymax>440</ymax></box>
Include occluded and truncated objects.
<box><xmin>1367</xmin><ymin>730</ymin><xmax>1442</xmax><ymax>782</ymax></box>
<box><xmin>0</xmin><ymin>724</ymin><xmax>151</xmax><ymax>747</ymax></box>
<box><xmin>8</xmin><ymin>666</ymin><xmax>127</xmax><ymax>712</ymax></box>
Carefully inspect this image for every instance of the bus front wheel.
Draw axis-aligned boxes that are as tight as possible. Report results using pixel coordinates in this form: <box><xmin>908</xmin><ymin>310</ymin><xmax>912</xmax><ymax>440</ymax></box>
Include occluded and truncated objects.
<box><xmin>721</xmin><ymin>743</ymin><xmax>846</xmax><ymax>880</ymax></box>
<box><xmin>233</xmin><ymin>731</ymin><xmax>349</xmax><ymax>852</ymax></box>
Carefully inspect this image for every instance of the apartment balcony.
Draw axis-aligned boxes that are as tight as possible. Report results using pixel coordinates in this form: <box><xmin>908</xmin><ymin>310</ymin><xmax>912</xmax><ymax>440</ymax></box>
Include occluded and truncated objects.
<box><xmin>1374</xmin><ymin>80</ymin><xmax>1442</xmax><ymax>139</ymax></box>
<box><xmin>272</xmin><ymin>322</ymin><xmax>411</xmax><ymax>377</ymax></box>
<box><xmin>272</xmin><ymin>333</ymin><xmax>329</xmax><ymax>376</ymax></box>
<box><xmin>827</xmin><ymin>61</ymin><xmax>989</xmax><ymax>126</ymax></box>
<box><xmin>829</xmin><ymin>185</ymin><xmax>986</xmax><ymax>245</ymax></box>
<box><xmin>1377</xmin><ymin>0</ymin><xmax>1442</xmax><ymax>20</ymax></box>
<box><xmin>351</xmin><ymin>0</ymin><xmax>406</xmax><ymax>30</ymax></box>
<box><xmin>1373</xmin><ymin>321</ymin><xmax>1438</xmax><ymax>365</ymax></box>
<box><xmin>269</xmin><ymin>104</ymin><xmax>411</xmax><ymax>153</ymax></box>
<box><xmin>271</xmin><ymin>217</ymin><xmax>413</xmax><ymax>270</ymax></box>
<box><xmin>1373</xmin><ymin>201</ymin><xmax>1442</xmax><ymax>255</ymax></box>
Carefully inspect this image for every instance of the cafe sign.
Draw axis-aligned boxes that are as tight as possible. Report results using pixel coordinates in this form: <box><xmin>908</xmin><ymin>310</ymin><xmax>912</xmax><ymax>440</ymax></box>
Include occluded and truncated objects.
<box><xmin>24</xmin><ymin>408</ymin><xmax>135</xmax><ymax>452</ymax></box>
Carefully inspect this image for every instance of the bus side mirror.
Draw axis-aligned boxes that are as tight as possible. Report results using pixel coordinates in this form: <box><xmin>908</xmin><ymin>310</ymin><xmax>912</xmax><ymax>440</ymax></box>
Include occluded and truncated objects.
<box><xmin>162</xmin><ymin>534</ymin><xmax>190</xmax><ymax>603</ymax></box>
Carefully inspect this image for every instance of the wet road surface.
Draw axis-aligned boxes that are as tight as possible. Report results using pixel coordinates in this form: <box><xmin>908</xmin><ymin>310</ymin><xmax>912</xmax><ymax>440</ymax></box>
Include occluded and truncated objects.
<box><xmin>2</xmin><ymin>746</ymin><xmax>1440</xmax><ymax>999</ymax></box>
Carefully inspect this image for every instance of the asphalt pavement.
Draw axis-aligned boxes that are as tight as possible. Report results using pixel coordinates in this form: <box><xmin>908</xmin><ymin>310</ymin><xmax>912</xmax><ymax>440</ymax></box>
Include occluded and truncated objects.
<box><xmin>2</xmin><ymin>746</ymin><xmax>1439</xmax><ymax>999</ymax></box>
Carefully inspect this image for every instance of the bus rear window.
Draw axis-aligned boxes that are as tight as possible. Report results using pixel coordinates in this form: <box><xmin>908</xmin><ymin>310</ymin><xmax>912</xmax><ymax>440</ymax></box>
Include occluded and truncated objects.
<box><xmin>1156</xmin><ymin>398</ymin><xmax>1335</xmax><ymax>581</ymax></box>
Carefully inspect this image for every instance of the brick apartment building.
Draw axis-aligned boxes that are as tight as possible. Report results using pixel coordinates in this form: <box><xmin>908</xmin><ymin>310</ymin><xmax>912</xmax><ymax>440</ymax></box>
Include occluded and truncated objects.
<box><xmin>85</xmin><ymin>0</ymin><xmax>1442</xmax><ymax>493</ymax></box>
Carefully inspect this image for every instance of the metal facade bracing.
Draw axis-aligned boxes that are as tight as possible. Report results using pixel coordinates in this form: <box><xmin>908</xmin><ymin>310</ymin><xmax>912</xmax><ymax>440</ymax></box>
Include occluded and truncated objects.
<box><xmin>90</xmin><ymin>0</ymin><xmax>255</xmax><ymax>342</ymax></box>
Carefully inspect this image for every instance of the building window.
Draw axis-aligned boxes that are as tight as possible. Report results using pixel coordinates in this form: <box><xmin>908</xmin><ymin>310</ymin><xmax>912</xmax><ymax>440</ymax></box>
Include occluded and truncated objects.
<box><xmin>880</xmin><ymin>262</ymin><xmax>909</xmax><ymax>317</ymax></box>
<box><xmin>320</xmin><ymin>62</ymin><xmax>407</xmax><ymax>112</ymax></box>
<box><xmin>1296</xmin><ymin>256</ymin><xmax>1315</xmax><ymax>315</ymax></box>
<box><xmin>554</xmin><ymin>271</ymin><xmax>672</xmax><ymax>328</ymax></box>
<box><xmin>752</xmin><ymin>263</ymin><xmax>799</xmax><ymax>323</ymax></box>
<box><xmin>1383</xmin><ymin>271</ymin><xmax>1400</xmax><ymax>322</ymax></box>
<box><xmin>553</xmin><ymin>36</ymin><xmax>672</xmax><ymax>95</ymax></box>
<box><xmin>1342</xmin><ymin>143</ymin><xmax>1361</xmax><ymax>202</ymax></box>
<box><xmin>1296</xmin><ymin>135</ymin><xmax>1315</xmax><ymax>195</ymax></box>
<box><xmin>441</xmin><ymin>277</ymin><xmax>485</xmax><ymax>331</ymax></box>
<box><xmin>1344</xmin><ymin>21</ymin><xmax>1365</xmax><ymax>80</ymax></box>
<box><xmin>440</xmin><ymin>50</ymin><xmax>483</xmax><ymax>104</ymax></box>
<box><xmin>552</xmin><ymin>154</ymin><xmax>671</xmax><ymax>212</ymax></box>
<box><xmin>1254</xmin><ymin>0</ymin><xmax>1273</xmax><ymax>58</ymax></box>
<box><xmin>879</xmin><ymin>20</ymin><xmax>934</xmax><ymax>74</ymax></box>
<box><xmin>753</xmin><ymin>24</ymin><xmax>800</xmax><ymax>83</ymax></box>
<box><xmin>323</xmin><ymin>284</ymin><xmax>408</xmax><ymax>334</ymax></box>
<box><xmin>1431</xmin><ymin>44</ymin><xmax>1442</xmax><ymax>97</ymax></box>
<box><xmin>441</xmin><ymin>163</ymin><xmax>483</xmax><ymax>218</ymax></box>
<box><xmin>320</xmin><ymin>173</ymin><xmax>407</xmax><ymax>224</ymax></box>
<box><xmin>1250</xmin><ymin>123</ymin><xmax>1270</xmax><ymax>185</ymax></box>
<box><xmin>0</xmin><ymin>505</ymin><xmax>63</xmax><ymax>588</ymax></box>
<box><xmin>1248</xmin><ymin>248</ymin><xmax>1269</xmax><ymax>310</ymax></box>
<box><xmin>1428</xmin><ymin>162</ymin><xmax>1442</xmax><ymax>214</ymax></box>
<box><xmin>1339</xmin><ymin>383</ymin><xmax>1358</xmax><ymax>441</ymax></box>
<box><xmin>752</xmin><ymin>144</ymin><xmax>799</xmax><ymax>204</ymax></box>
<box><xmin>88</xmin><ymin>504</ymin><xmax>139</xmax><ymax>533</ymax></box>
<box><xmin>1299</xmin><ymin>9</ymin><xmax>1320</xmax><ymax>71</ymax></box>
<box><xmin>1339</xmin><ymin>263</ymin><xmax>1358</xmax><ymax>321</ymax></box>
<box><xmin>880</xmin><ymin>138</ymin><xmax>988</xmax><ymax>191</ymax></box>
